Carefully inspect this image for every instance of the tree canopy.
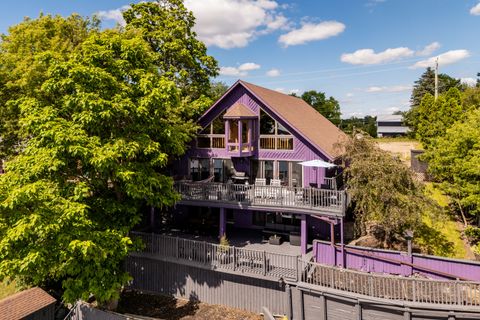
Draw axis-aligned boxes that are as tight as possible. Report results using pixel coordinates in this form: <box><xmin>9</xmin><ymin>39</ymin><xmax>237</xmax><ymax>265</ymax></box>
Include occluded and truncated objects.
<box><xmin>405</xmin><ymin>67</ymin><xmax>461</xmax><ymax>134</ymax></box>
<box><xmin>339</xmin><ymin>116</ymin><xmax>377</xmax><ymax>137</ymax></box>
<box><xmin>415</xmin><ymin>88</ymin><xmax>467</xmax><ymax>148</ymax></box>
<box><xmin>0</xmin><ymin>14</ymin><xmax>98</xmax><ymax>159</ymax></box>
<box><xmin>0</xmin><ymin>3</ymin><xmax>214</xmax><ymax>303</ymax></box>
<box><xmin>299</xmin><ymin>90</ymin><xmax>341</xmax><ymax>125</ymax></box>
<box><xmin>424</xmin><ymin>108</ymin><xmax>480</xmax><ymax>221</ymax></box>
<box><xmin>342</xmin><ymin>132</ymin><xmax>434</xmax><ymax>247</ymax></box>
<box><xmin>123</xmin><ymin>0</ymin><xmax>218</xmax><ymax>120</ymax></box>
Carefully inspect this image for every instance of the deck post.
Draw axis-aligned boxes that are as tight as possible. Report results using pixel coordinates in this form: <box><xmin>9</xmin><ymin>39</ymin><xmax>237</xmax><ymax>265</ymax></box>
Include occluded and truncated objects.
<box><xmin>340</xmin><ymin>217</ymin><xmax>345</xmax><ymax>268</ymax></box>
<box><xmin>219</xmin><ymin>207</ymin><xmax>226</xmax><ymax>239</ymax></box>
<box><xmin>301</xmin><ymin>214</ymin><xmax>308</xmax><ymax>255</ymax></box>
<box><xmin>225</xmin><ymin>120</ymin><xmax>230</xmax><ymax>151</ymax></box>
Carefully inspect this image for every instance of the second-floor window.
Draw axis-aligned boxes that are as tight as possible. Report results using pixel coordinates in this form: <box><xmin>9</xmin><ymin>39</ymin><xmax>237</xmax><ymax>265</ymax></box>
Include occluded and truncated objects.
<box><xmin>259</xmin><ymin>109</ymin><xmax>293</xmax><ymax>150</ymax></box>
<box><xmin>197</xmin><ymin>111</ymin><xmax>226</xmax><ymax>149</ymax></box>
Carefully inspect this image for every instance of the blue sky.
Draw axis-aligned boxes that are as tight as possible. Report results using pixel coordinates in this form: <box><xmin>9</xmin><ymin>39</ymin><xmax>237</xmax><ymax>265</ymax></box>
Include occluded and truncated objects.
<box><xmin>1</xmin><ymin>0</ymin><xmax>479</xmax><ymax>118</ymax></box>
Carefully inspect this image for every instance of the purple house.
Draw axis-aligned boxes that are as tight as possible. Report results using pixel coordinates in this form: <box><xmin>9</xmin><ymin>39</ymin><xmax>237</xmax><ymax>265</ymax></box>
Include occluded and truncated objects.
<box><xmin>172</xmin><ymin>80</ymin><xmax>348</xmax><ymax>254</ymax></box>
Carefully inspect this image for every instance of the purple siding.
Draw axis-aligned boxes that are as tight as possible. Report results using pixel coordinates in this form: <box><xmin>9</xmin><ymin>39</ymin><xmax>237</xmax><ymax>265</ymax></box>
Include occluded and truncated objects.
<box><xmin>314</xmin><ymin>240</ymin><xmax>480</xmax><ymax>281</ymax></box>
<box><xmin>178</xmin><ymin>84</ymin><xmax>332</xmax><ymax>187</ymax></box>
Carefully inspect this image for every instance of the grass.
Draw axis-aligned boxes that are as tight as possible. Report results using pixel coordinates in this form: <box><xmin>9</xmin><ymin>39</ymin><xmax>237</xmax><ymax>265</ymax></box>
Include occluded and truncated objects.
<box><xmin>415</xmin><ymin>183</ymin><xmax>466</xmax><ymax>259</ymax></box>
<box><xmin>0</xmin><ymin>279</ymin><xmax>17</xmax><ymax>300</ymax></box>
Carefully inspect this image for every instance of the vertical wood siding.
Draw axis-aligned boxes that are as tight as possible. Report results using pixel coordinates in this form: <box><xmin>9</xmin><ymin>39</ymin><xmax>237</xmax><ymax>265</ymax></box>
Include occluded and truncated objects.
<box><xmin>126</xmin><ymin>256</ymin><xmax>289</xmax><ymax>315</ymax></box>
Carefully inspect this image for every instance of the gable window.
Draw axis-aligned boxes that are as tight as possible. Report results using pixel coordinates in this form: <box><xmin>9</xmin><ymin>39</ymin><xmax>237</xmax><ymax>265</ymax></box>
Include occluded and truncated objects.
<box><xmin>197</xmin><ymin>111</ymin><xmax>226</xmax><ymax>149</ymax></box>
<box><xmin>259</xmin><ymin>109</ymin><xmax>293</xmax><ymax>150</ymax></box>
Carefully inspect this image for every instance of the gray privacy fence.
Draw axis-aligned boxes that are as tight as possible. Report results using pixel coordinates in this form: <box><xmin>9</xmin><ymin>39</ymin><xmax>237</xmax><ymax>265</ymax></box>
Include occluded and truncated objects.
<box><xmin>130</xmin><ymin>232</ymin><xmax>480</xmax><ymax>307</ymax></box>
<box><xmin>131</xmin><ymin>231</ymin><xmax>299</xmax><ymax>281</ymax></box>
<box><xmin>301</xmin><ymin>259</ymin><xmax>480</xmax><ymax>306</ymax></box>
<box><xmin>314</xmin><ymin>240</ymin><xmax>480</xmax><ymax>281</ymax></box>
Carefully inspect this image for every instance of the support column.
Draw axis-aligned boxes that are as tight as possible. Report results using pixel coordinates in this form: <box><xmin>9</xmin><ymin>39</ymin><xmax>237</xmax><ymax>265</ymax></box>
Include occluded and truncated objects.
<box><xmin>340</xmin><ymin>217</ymin><xmax>345</xmax><ymax>268</ymax></box>
<box><xmin>225</xmin><ymin>120</ymin><xmax>230</xmax><ymax>151</ymax></box>
<box><xmin>219</xmin><ymin>208</ymin><xmax>226</xmax><ymax>239</ymax></box>
<box><xmin>301</xmin><ymin>214</ymin><xmax>308</xmax><ymax>255</ymax></box>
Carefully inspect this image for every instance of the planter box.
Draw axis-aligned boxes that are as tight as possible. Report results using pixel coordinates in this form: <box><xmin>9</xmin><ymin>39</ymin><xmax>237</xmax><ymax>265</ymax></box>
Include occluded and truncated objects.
<box><xmin>269</xmin><ymin>235</ymin><xmax>282</xmax><ymax>245</ymax></box>
<box><xmin>289</xmin><ymin>232</ymin><xmax>301</xmax><ymax>246</ymax></box>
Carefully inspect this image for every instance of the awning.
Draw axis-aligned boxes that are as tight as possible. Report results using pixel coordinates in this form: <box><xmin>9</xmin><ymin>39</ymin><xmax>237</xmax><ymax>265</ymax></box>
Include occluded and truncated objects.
<box><xmin>299</xmin><ymin>159</ymin><xmax>337</xmax><ymax>168</ymax></box>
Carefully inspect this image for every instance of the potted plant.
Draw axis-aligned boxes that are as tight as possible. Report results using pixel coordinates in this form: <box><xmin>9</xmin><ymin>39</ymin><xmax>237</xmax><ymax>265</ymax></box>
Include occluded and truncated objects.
<box><xmin>268</xmin><ymin>234</ymin><xmax>282</xmax><ymax>245</ymax></box>
<box><xmin>217</xmin><ymin>234</ymin><xmax>230</xmax><ymax>264</ymax></box>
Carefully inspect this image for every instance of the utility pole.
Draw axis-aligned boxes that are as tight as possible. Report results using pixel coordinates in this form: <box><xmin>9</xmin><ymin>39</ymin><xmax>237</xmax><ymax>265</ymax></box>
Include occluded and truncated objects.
<box><xmin>434</xmin><ymin>57</ymin><xmax>439</xmax><ymax>100</ymax></box>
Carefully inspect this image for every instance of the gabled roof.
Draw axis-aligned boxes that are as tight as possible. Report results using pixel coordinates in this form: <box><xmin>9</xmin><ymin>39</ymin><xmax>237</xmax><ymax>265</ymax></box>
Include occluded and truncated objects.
<box><xmin>0</xmin><ymin>287</ymin><xmax>56</xmax><ymax>319</ymax></box>
<box><xmin>223</xmin><ymin>102</ymin><xmax>257</xmax><ymax>119</ymax></box>
<box><xmin>239</xmin><ymin>81</ymin><xmax>347</xmax><ymax>159</ymax></box>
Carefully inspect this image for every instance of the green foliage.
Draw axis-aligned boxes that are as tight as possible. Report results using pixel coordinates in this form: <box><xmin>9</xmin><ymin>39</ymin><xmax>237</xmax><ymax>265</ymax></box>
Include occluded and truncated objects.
<box><xmin>342</xmin><ymin>132</ymin><xmax>437</xmax><ymax>246</ymax></box>
<box><xmin>415</xmin><ymin>88</ymin><xmax>466</xmax><ymax>148</ymax></box>
<box><xmin>123</xmin><ymin>0</ymin><xmax>218</xmax><ymax>120</ymax></box>
<box><xmin>209</xmin><ymin>81</ymin><xmax>229</xmax><ymax>101</ymax></box>
<box><xmin>465</xmin><ymin>226</ymin><xmax>480</xmax><ymax>244</ymax></box>
<box><xmin>219</xmin><ymin>234</ymin><xmax>230</xmax><ymax>247</ymax></box>
<box><xmin>300</xmin><ymin>90</ymin><xmax>341</xmax><ymax>126</ymax></box>
<box><xmin>0</xmin><ymin>26</ymin><xmax>195</xmax><ymax>304</ymax></box>
<box><xmin>424</xmin><ymin>109</ymin><xmax>480</xmax><ymax>218</ymax></box>
<box><xmin>0</xmin><ymin>14</ymin><xmax>99</xmax><ymax>159</ymax></box>
<box><xmin>339</xmin><ymin>116</ymin><xmax>377</xmax><ymax>137</ymax></box>
<box><xmin>405</xmin><ymin>67</ymin><xmax>462</xmax><ymax>134</ymax></box>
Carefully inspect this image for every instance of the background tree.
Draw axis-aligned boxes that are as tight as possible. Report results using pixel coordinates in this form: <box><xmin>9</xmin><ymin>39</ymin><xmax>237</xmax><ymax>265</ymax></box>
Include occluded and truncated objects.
<box><xmin>405</xmin><ymin>67</ymin><xmax>461</xmax><ymax>133</ymax></box>
<box><xmin>300</xmin><ymin>90</ymin><xmax>341</xmax><ymax>125</ymax></box>
<box><xmin>415</xmin><ymin>88</ymin><xmax>466</xmax><ymax>148</ymax></box>
<box><xmin>342</xmin><ymin>131</ymin><xmax>435</xmax><ymax>247</ymax></box>
<box><xmin>0</xmin><ymin>23</ymin><xmax>196</xmax><ymax>305</ymax></box>
<box><xmin>208</xmin><ymin>81</ymin><xmax>229</xmax><ymax>101</ymax></box>
<box><xmin>123</xmin><ymin>0</ymin><xmax>218</xmax><ymax>120</ymax></box>
<box><xmin>424</xmin><ymin>109</ymin><xmax>480</xmax><ymax>224</ymax></box>
<box><xmin>0</xmin><ymin>14</ymin><xmax>98</xmax><ymax>159</ymax></box>
<box><xmin>339</xmin><ymin>116</ymin><xmax>377</xmax><ymax>137</ymax></box>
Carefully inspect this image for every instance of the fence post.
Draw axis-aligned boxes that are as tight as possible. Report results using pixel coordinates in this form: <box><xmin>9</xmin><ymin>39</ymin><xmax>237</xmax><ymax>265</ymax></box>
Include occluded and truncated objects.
<box><xmin>204</xmin><ymin>241</ymin><xmax>207</xmax><ymax>265</ymax></box>
<box><xmin>263</xmin><ymin>251</ymin><xmax>267</xmax><ymax>276</ymax></box>
<box><xmin>151</xmin><ymin>233</ymin><xmax>154</xmax><ymax>254</ymax></box>
<box><xmin>412</xmin><ymin>279</ymin><xmax>416</xmax><ymax>303</ymax></box>
<box><xmin>233</xmin><ymin>246</ymin><xmax>236</xmax><ymax>271</ymax></box>
<box><xmin>176</xmin><ymin>237</ymin><xmax>179</xmax><ymax>259</ymax></box>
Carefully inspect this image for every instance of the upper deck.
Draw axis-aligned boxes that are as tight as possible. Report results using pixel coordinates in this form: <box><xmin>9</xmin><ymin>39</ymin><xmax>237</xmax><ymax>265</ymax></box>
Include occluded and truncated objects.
<box><xmin>174</xmin><ymin>181</ymin><xmax>346</xmax><ymax>216</ymax></box>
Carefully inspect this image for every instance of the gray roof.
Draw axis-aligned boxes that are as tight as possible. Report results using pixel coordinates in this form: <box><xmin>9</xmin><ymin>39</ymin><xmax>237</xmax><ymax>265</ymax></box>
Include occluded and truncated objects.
<box><xmin>376</xmin><ymin>114</ymin><xmax>403</xmax><ymax>122</ymax></box>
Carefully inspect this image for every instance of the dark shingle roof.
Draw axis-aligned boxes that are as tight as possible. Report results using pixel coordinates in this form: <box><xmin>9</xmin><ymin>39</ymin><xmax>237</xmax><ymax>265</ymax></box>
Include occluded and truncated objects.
<box><xmin>240</xmin><ymin>80</ymin><xmax>347</xmax><ymax>159</ymax></box>
<box><xmin>0</xmin><ymin>287</ymin><xmax>56</xmax><ymax>320</ymax></box>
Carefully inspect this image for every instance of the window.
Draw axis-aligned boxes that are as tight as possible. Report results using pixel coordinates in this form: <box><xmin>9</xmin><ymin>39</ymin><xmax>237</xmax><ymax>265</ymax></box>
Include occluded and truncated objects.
<box><xmin>242</xmin><ymin>120</ymin><xmax>249</xmax><ymax>143</ymax></box>
<box><xmin>291</xmin><ymin>162</ymin><xmax>302</xmax><ymax>187</ymax></box>
<box><xmin>190</xmin><ymin>158</ymin><xmax>210</xmax><ymax>181</ymax></box>
<box><xmin>197</xmin><ymin>111</ymin><xmax>226</xmax><ymax>149</ymax></box>
<box><xmin>259</xmin><ymin>109</ymin><xmax>293</xmax><ymax>150</ymax></box>
<box><xmin>278</xmin><ymin>161</ymin><xmax>289</xmax><ymax>186</ymax></box>
<box><xmin>264</xmin><ymin>160</ymin><xmax>274</xmax><ymax>184</ymax></box>
<box><xmin>260</xmin><ymin>110</ymin><xmax>275</xmax><ymax>134</ymax></box>
<box><xmin>213</xmin><ymin>159</ymin><xmax>233</xmax><ymax>182</ymax></box>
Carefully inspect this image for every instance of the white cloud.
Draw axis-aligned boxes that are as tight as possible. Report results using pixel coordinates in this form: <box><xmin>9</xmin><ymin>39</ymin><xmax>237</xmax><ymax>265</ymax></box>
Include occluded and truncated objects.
<box><xmin>417</xmin><ymin>42</ymin><xmax>441</xmax><ymax>56</ymax></box>
<box><xmin>274</xmin><ymin>88</ymin><xmax>285</xmax><ymax>93</ymax></box>
<box><xmin>366</xmin><ymin>85</ymin><xmax>412</xmax><ymax>93</ymax></box>
<box><xmin>346</xmin><ymin>93</ymin><xmax>354</xmax><ymax>98</ymax></box>
<box><xmin>219</xmin><ymin>62</ymin><xmax>261</xmax><ymax>77</ymax></box>
<box><xmin>96</xmin><ymin>5</ymin><xmax>129</xmax><ymax>26</ymax></box>
<box><xmin>410</xmin><ymin>50</ymin><xmax>470</xmax><ymax>69</ymax></box>
<box><xmin>470</xmin><ymin>2</ymin><xmax>480</xmax><ymax>15</ymax></box>
<box><xmin>185</xmin><ymin>0</ymin><xmax>289</xmax><ymax>49</ymax></box>
<box><xmin>460</xmin><ymin>77</ymin><xmax>477</xmax><ymax>86</ymax></box>
<box><xmin>289</xmin><ymin>89</ymin><xmax>301</xmax><ymax>95</ymax></box>
<box><xmin>266</xmin><ymin>68</ymin><xmax>281</xmax><ymax>77</ymax></box>
<box><xmin>341</xmin><ymin>47</ymin><xmax>414</xmax><ymax>65</ymax></box>
<box><xmin>278</xmin><ymin>21</ymin><xmax>345</xmax><ymax>47</ymax></box>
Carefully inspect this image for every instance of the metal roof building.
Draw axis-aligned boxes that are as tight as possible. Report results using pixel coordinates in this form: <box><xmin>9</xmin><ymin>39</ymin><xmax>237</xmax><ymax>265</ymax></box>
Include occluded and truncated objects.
<box><xmin>376</xmin><ymin>114</ymin><xmax>409</xmax><ymax>137</ymax></box>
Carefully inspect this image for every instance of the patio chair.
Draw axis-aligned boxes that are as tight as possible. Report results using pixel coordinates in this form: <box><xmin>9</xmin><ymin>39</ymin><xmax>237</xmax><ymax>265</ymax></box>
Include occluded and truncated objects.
<box><xmin>254</xmin><ymin>178</ymin><xmax>266</xmax><ymax>198</ymax></box>
<box><xmin>269</xmin><ymin>179</ymin><xmax>282</xmax><ymax>199</ymax></box>
<box><xmin>270</xmin><ymin>179</ymin><xmax>281</xmax><ymax>186</ymax></box>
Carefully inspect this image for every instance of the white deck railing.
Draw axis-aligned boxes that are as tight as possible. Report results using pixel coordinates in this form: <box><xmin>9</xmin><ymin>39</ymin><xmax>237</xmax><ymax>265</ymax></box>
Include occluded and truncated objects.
<box><xmin>174</xmin><ymin>181</ymin><xmax>346</xmax><ymax>215</ymax></box>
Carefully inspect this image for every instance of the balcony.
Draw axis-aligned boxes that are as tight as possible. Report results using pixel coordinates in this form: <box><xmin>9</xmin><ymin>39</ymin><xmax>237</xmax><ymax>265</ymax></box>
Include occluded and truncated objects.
<box><xmin>174</xmin><ymin>181</ymin><xmax>346</xmax><ymax>216</ymax></box>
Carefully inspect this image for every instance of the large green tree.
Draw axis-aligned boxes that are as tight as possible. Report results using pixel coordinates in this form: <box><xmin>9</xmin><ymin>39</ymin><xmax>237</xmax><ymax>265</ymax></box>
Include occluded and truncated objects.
<box><xmin>424</xmin><ymin>109</ymin><xmax>480</xmax><ymax>221</ymax></box>
<box><xmin>415</xmin><ymin>88</ymin><xmax>468</xmax><ymax>148</ymax></box>
<box><xmin>342</xmin><ymin>132</ymin><xmax>434</xmax><ymax>247</ymax></box>
<box><xmin>300</xmin><ymin>90</ymin><xmax>341</xmax><ymax>125</ymax></box>
<box><xmin>123</xmin><ymin>0</ymin><xmax>218</xmax><ymax>120</ymax></box>
<box><xmin>0</xmin><ymin>14</ymin><xmax>98</xmax><ymax>159</ymax></box>
<box><xmin>405</xmin><ymin>67</ymin><xmax>461</xmax><ymax>133</ymax></box>
<box><xmin>339</xmin><ymin>116</ymin><xmax>377</xmax><ymax>137</ymax></box>
<box><xmin>0</xmin><ymin>25</ymin><xmax>195</xmax><ymax>305</ymax></box>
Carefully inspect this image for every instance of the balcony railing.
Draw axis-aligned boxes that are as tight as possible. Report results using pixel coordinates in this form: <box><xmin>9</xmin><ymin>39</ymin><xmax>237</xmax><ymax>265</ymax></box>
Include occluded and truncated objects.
<box><xmin>259</xmin><ymin>135</ymin><xmax>293</xmax><ymax>150</ymax></box>
<box><xmin>174</xmin><ymin>181</ymin><xmax>346</xmax><ymax>215</ymax></box>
